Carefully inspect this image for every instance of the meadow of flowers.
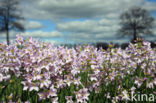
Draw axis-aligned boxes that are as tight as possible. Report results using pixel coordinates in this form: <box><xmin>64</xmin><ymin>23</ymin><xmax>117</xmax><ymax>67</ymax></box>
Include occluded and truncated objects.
<box><xmin>0</xmin><ymin>35</ymin><xmax>156</xmax><ymax>103</ymax></box>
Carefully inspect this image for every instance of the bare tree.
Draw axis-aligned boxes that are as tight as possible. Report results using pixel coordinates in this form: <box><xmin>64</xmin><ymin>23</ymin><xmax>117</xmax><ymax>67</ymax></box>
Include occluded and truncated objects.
<box><xmin>0</xmin><ymin>0</ymin><xmax>25</xmax><ymax>45</ymax></box>
<box><xmin>119</xmin><ymin>7</ymin><xmax>154</xmax><ymax>41</ymax></box>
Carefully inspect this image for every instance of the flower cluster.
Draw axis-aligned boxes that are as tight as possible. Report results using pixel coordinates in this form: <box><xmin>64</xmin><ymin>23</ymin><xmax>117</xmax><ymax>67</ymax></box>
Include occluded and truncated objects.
<box><xmin>0</xmin><ymin>35</ymin><xmax>155</xmax><ymax>103</ymax></box>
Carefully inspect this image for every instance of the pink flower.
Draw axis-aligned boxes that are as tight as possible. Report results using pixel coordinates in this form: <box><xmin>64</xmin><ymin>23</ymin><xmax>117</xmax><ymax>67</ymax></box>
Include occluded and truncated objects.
<box><xmin>64</xmin><ymin>78</ymin><xmax>72</xmax><ymax>86</ymax></box>
<box><xmin>56</xmin><ymin>79</ymin><xmax>65</xmax><ymax>88</ymax></box>
<box><xmin>74</xmin><ymin>88</ymin><xmax>89</xmax><ymax>103</ymax></box>
<box><xmin>122</xmin><ymin>90</ymin><xmax>130</xmax><ymax>100</ymax></box>
<box><xmin>25</xmin><ymin>101</ymin><xmax>30</xmax><ymax>103</ymax></box>
<box><xmin>134</xmin><ymin>78</ymin><xmax>142</xmax><ymax>87</ymax></box>
<box><xmin>130</xmin><ymin>86</ymin><xmax>136</xmax><ymax>94</ymax></box>
<box><xmin>32</xmin><ymin>72</ymin><xmax>42</xmax><ymax>81</ymax></box>
<box><xmin>0</xmin><ymin>73</ymin><xmax>3</xmax><ymax>82</ymax></box>
<box><xmin>106</xmin><ymin>93</ymin><xmax>111</xmax><ymax>99</ymax></box>
<box><xmin>51</xmin><ymin>97</ymin><xmax>58</xmax><ymax>103</ymax></box>
<box><xmin>16</xmin><ymin>35</ymin><xmax>24</xmax><ymax>45</ymax></box>
<box><xmin>73</xmin><ymin>77</ymin><xmax>81</xmax><ymax>85</ymax></box>
<box><xmin>29</xmin><ymin>83</ymin><xmax>39</xmax><ymax>91</ymax></box>
<box><xmin>65</xmin><ymin>96</ymin><xmax>73</xmax><ymax>103</ymax></box>
<box><xmin>38</xmin><ymin>92</ymin><xmax>47</xmax><ymax>100</ymax></box>
<box><xmin>147</xmin><ymin>82</ymin><xmax>154</xmax><ymax>89</ymax></box>
<box><xmin>47</xmin><ymin>85</ymin><xmax>57</xmax><ymax>98</ymax></box>
<box><xmin>40</xmin><ymin>79</ymin><xmax>51</xmax><ymax>88</ymax></box>
<box><xmin>154</xmin><ymin>78</ymin><xmax>156</xmax><ymax>85</ymax></box>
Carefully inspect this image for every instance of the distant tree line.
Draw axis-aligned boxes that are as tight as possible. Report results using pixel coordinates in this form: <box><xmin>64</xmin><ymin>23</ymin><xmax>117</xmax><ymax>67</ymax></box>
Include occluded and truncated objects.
<box><xmin>62</xmin><ymin>40</ymin><xmax>156</xmax><ymax>50</ymax></box>
<box><xmin>96</xmin><ymin>41</ymin><xmax>156</xmax><ymax>50</ymax></box>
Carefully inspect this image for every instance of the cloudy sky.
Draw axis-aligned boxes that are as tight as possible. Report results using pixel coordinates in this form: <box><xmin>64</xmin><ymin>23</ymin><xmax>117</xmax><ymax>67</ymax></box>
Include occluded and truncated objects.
<box><xmin>0</xmin><ymin>0</ymin><xmax>156</xmax><ymax>44</ymax></box>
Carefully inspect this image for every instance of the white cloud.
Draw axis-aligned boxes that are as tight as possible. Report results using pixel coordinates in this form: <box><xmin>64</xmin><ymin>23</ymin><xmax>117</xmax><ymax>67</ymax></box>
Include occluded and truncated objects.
<box><xmin>1</xmin><ymin>0</ymin><xmax>155</xmax><ymax>44</ymax></box>
<box><xmin>18</xmin><ymin>0</ymin><xmax>156</xmax><ymax>43</ymax></box>
<box><xmin>0</xmin><ymin>30</ymin><xmax>63</xmax><ymax>38</ymax></box>
<box><xmin>18</xmin><ymin>20</ymin><xmax>45</xmax><ymax>30</ymax></box>
<box><xmin>57</xmin><ymin>18</ymin><xmax>121</xmax><ymax>43</ymax></box>
<box><xmin>42</xmin><ymin>39</ymin><xmax>61</xmax><ymax>44</ymax></box>
<box><xmin>21</xmin><ymin>0</ymin><xmax>148</xmax><ymax>20</ymax></box>
<box><xmin>57</xmin><ymin>17</ymin><xmax>155</xmax><ymax>43</ymax></box>
<box><xmin>22</xmin><ymin>31</ymin><xmax>63</xmax><ymax>38</ymax></box>
<box><xmin>0</xmin><ymin>30</ymin><xmax>63</xmax><ymax>44</ymax></box>
<box><xmin>0</xmin><ymin>38</ymin><xmax>6</xmax><ymax>43</ymax></box>
<box><xmin>57</xmin><ymin>19</ymin><xmax>120</xmax><ymax>34</ymax></box>
<box><xmin>25</xmin><ymin>21</ymin><xmax>46</xmax><ymax>30</ymax></box>
<box><xmin>144</xmin><ymin>2</ymin><xmax>156</xmax><ymax>11</ymax></box>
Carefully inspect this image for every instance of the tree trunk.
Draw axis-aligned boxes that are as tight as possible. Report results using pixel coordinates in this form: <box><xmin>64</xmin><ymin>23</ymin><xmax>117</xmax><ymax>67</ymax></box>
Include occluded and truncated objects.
<box><xmin>133</xmin><ymin>25</ymin><xmax>137</xmax><ymax>41</ymax></box>
<box><xmin>6</xmin><ymin>7</ymin><xmax>10</xmax><ymax>45</ymax></box>
<box><xmin>133</xmin><ymin>31</ymin><xmax>136</xmax><ymax>41</ymax></box>
<box><xmin>6</xmin><ymin>22</ymin><xmax>9</xmax><ymax>45</ymax></box>
<box><xmin>6</xmin><ymin>27</ymin><xmax>9</xmax><ymax>45</ymax></box>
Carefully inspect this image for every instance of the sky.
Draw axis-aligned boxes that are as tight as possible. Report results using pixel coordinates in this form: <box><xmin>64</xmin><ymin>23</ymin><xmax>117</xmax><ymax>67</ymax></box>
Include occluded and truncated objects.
<box><xmin>0</xmin><ymin>0</ymin><xmax>156</xmax><ymax>44</ymax></box>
